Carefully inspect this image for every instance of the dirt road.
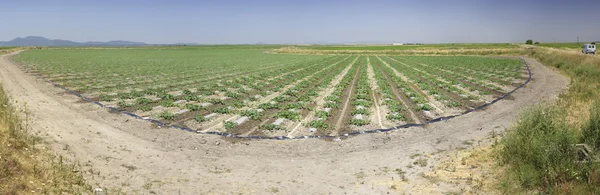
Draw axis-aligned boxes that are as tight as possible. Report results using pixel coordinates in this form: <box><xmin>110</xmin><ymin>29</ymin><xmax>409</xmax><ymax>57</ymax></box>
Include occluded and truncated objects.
<box><xmin>0</xmin><ymin>51</ymin><xmax>568</xmax><ymax>194</ymax></box>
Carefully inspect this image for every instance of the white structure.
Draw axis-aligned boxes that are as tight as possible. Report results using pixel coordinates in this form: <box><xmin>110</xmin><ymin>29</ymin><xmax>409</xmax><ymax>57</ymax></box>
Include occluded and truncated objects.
<box><xmin>582</xmin><ymin>44</ymin><xmax>596</xmax><ymax>54</ymax></box>
<box><xmin>392</xmin><ymin>43</ymin><xmax>404</xmax><ymax>45</ymax></box>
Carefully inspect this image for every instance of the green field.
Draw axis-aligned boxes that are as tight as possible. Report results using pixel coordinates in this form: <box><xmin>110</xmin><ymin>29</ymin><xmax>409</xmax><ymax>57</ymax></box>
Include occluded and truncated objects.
<box><xmin>302</xmin><ymin>43</ymin><xmax>518</xmax><ymax>50</ymax></box>
<box><xmin>537</xmin><ymin>42</ymin><xmax>585</xmax><ymax>49</ymax></box>
<box><xmin>13</xmin><ymin>47</ymin><xmax>524</xmax><ymax>137</ymax></box>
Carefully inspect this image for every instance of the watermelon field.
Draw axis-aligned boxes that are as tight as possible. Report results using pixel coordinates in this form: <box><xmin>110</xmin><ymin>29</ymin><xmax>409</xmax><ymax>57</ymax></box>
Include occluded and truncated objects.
<box><xmin>12</xmin><ymin>47</ymin><xmax>527</xmax><ymax>138</ymax></box>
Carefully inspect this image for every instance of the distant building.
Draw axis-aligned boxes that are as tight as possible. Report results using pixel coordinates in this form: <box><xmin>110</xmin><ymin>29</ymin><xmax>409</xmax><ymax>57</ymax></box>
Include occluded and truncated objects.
<box><xmin>392</xmin><ymin>43</ymin><xmax>404</xmax><ymax>45</ymax></box>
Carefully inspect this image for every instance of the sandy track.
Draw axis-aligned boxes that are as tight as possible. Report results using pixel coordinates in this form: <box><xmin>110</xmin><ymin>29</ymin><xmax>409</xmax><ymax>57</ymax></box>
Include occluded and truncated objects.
<box><xmin>333</xmin><ymin>65</ymin><xmax>360</xmax><ymax>134</ymax></box>
<box><xmin>366</xmin><ymin>57</ymin><xmax>384</xmax><ymax>129</ymax></box>
<box><xmin>0</xmin><ymin>51</ymin><xmax>568</xmax><ymax>194</ymax></box>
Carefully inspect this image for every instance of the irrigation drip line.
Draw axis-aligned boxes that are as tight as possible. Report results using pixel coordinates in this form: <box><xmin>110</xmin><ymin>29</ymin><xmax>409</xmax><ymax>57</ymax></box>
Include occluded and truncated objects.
<box><xmin>9</xmin><ymin>56</ymin><xmax>532</xmax><ymax>140</ymax></box>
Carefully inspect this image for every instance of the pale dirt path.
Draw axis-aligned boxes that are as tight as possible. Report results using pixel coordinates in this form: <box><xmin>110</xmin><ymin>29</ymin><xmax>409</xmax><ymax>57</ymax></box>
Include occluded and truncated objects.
<box><xmin>201</xmin><ymin>56</ymin><xmax>350</xmax><ymax>133</ymax></box>
<box><xmin>287</xmin><ymin>56</ymin><xmax>359</xmax><ymax>137</ymax></box>
<box><xmin>377</xmin><ymin>56</ymin><xmax>446</xmax><ymax>115</ymax></box>
<box><xmin>0</xmin><ymin>51</ymin><xmax>568</xmax><ymax>194</ymax></box>
<box><xmin>333</xmin><ymin>64</ymin><xmax>360</xmax><ymax>134</ymax></box>
<box><xmin>385</xmin><ymin>56</ymin><xmax>490</xmax><ymax>102</ymax></box>
<box><xmin>366</xmin><ymin>57</ymin><xmax>384</xmax><ymax>129</ymax></box>
<box><xmin>288</xmin><ymin>57</ymin><xmax>359</xmax><ymax>137</ymax></box>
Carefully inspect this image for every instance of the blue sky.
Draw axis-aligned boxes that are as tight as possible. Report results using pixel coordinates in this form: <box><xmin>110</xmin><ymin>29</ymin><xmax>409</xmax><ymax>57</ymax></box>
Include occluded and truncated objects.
<box><xmin>1</xmin><ymin>0</ymin><xmax>599</xmax><ymax>44</ymax></box>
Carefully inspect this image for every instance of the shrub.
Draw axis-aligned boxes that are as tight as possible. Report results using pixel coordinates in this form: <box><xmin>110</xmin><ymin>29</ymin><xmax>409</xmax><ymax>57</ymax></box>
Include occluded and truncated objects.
<box><xmin>276</xmin><ymin>110</ymin><xmax>300</xmax><ymax>121</ymax></box>
<box><xmin>259</xmin><ymin>103</ymin><xmax>280</xmax><ymax>110</ymax></box>
<box><xmin>159</xmin><ymin>111</ymin><xmax>175</xmax><ymax>120</ymax></box>
<box><xmin>213</xmin><ymin>107</ymin><xmax>231</xmax><ymax>114</ymax></box>
<box><xmin>223</xmin><ymin>121</ymin><xmax>237</xmax><ymax>130</ymax></box>
<box><xmin>160</xmin><ymin>100</ymin><xmax>176</xmax><ymax>107</ymax></box>
<box><xmin>526</xmin><ymin>39</ymin><xmax>533</xmax><ymax>45</ymax></box>
<box><xmin>117</xmin><ymin>101</ymin><xmax>131</xmax><ymax>108</ymax></box>
<box><xmin>315</xmin><ymin>110</ymin><xmax>329</xmax><ymax>119</ymax></box>
<box><xmin>324</xmin><ymin>102</ymin><xmax>339</xmax><ymax>108</ymax></box>
<box><xmin>185</xmin><ymin>103</ymin><xmax>203</xmax><ymax>111</ymax></box>
<box><xmin>260</xmin><ymin>124</ymin><xmax>283</xmax><ymax>131</ymax></box>
<box><xmin>307</xmin><ymin>120</ymin><xmax>328</xmax><ymax>129</ymax></box>
<box><xmin>582</xmin><ymin>101</ymin><xmax>600</xmax><ymax>150</ymax></box>
<box><xmin>499</xmin><ymin>103</ymin><xmax>579</xmax><ymax>190</ymax></box>
<box><xmin>99</xmin><ymin>94</ymin><xmax>113</xmax><ymax>101</ymax></box>
<box><xmin>349</xmin><ymin>118</ymin><xmax>370</xmax><ymax>126</ymax></box>
<box><xmin>351</xmin><ymin>108</ymin><xmax>370</xmax><ymax>115</ymax></box>
<box><xmin>386</xmin><ymin>113</ymin><xmax>405</xmax><ymax>121</ymax></box>
<box><xmin>135</xmin><ymin>97</ymin><xmax>152</xmax><ymax>105</ymax></box>
<box><xmin>241</xmin><ymin>109</ymin><xmax>262</xmax><ymax>120</ymax></box>
<box><xmin>158</xmin><ymin>93</ymin><xmax>174</xmax><ymax>100</ymax></box>
<box><xmin>137</xmin><ymin>105</ymin><xmax>152</xmax><ymax>112</ymax></box>
<box><xmin>194</xmin><ymin>115</ymin><xmax>209</xmax><ymax>122</ymax></box>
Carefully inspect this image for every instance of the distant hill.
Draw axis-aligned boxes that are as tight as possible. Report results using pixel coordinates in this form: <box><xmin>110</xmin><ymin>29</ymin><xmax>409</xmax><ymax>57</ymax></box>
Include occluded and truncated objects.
<box><xmin>0</xmin><ymin>36</ymin><xmax>148</xmax><ymax>46</ymax></box>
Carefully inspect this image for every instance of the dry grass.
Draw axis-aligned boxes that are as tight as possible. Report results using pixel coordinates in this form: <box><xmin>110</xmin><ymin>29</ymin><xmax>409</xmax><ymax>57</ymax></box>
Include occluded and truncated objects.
<box><xmin>272</xmin><ymin>46</ymin><xmax>529</xmax><ymax>56</ymax></box>
<box><xmin>0</xmin><ymin>86</ymin><xmax>91</xmax><ymax>194</ymax></box>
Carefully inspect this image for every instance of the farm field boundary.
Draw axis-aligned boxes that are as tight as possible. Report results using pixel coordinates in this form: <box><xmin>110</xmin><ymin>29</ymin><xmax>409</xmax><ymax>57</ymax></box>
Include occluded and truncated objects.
<box><xmin>8</xmin><ymin>51</ymin><xmax>532</xmax><ymax>140</ymax></box>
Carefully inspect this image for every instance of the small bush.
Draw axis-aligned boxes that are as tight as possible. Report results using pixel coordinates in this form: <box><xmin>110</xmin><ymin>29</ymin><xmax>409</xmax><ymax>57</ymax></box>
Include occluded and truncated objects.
<box><xmin>324</xmin><ymin>102</ymin><xmax>338</xmax><ymax>108</ymax></box>
<box><xmin>223</xmin><ymin>121</ymin><xmax>237</xmax><ymax>130</ymax></box>
<box><xmin>137</xmin><ymin>105</ymin><xmax>152</xmax><ymax>112</ymax></box>
<box><xmin>117</xmin><ymin>101</ymin><xmax>132</xmax><ymax>108</ymax></box>
<box><xmin>159</xmin><ymin>111</ymin><xmax>175</xmax><ymax>120</ymax></box>
<box><xmin>185</xmin><ymin>103</ymin><xmax>203</xmax><ymax>111</ymax></box>
<box><xmin>260</xmin><ymin>124</ymin><xmax>283</xmax><ymax>131</ymax></box>
<box><xmin>194</xmin><ymin>115</ymin><xmax>208</xmax><ymax>122</ymax></box>
<box><xmin>99</xmin><ymin>94</ymin><xmax>113</xmax><ymax>101</ymax></box>
<box><xmin>307</xmin><ymin>120</ymin><xmax>328</xmax><ymax>129</ymax></box>
<box><xmin>136</xmin><ymin>97</ymin><xmax>152</xmax><ymax>105</ymax></box>
<box><xmin>351</xmin><ymin>108</ymin><xmax>370</xmax><ymax>115</ymax></box>
<box><xmin>499</xmin><ymin>103</ymin><xmax>579</xmax><ymax>190</ymax></box>
<box><xmin>158</xmin><ymin>93</ymin><xmax>174</xmax><ymax>100</ymax></box>
<box><xmin>315</xmin><ymin>110</ymin><xmax>329</xmax><ymax>119</ymax></box>
<box><xmin>349</xmin><ymin>118</ymin><xmax>370</xmax><ymax>126</ymax></box>
<box><xmin>582</xmin><ymin>101</ymin><xmax>600</xmax><ymax>150</ymax></box>
<box><xmin>160</xmin><ymin>100</ymin><xmax>176</xmax><ymax>107</ymax></box>
<box><xmin>276</xmin><ymin>110</ymin><xmax>300</xmax><ymax>121</ymax></box>
<box><xmin>213</xmin><ymin>107</ymin><xmax>231</xmax><ymax>114</ymax></box>
<box><xmin>241</xmin><ymin>109</ymin><xmax>262</xmax><ymax>120</ymax></box>
<box><xmin>386</xmin><ymin>113</ymin><xmax>405</xmax><ymax>121</ymax></box>
<box><xmin>526</xmin><ymin>39</ymin><xmax>533</xmax><ymax>45</ymax></box>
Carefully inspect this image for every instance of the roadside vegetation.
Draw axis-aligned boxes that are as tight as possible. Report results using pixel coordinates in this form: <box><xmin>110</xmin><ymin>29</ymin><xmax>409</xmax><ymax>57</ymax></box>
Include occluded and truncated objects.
<box><xmin>302</xmin><ymin>43</ymin><xmax>517</xmax><ymax>50</ymax></box>
<box><xmin>0</xmin><ymin>47</ymin><xmax>18</xmax><ymax>54</ymax></box>
<box><xmin>497</xmin><ymin>48</ymin><xmax>600</xmax><ymax>194</ymax></box>
<box><xmin>0</xmin><ymin>86</ymin><xmax>90</xmax><ymax>194</ymax></box>
<box><xmin>537</xmin><ymin>42</ymin><xmax>590</xmax><ymax>49</ymax></box>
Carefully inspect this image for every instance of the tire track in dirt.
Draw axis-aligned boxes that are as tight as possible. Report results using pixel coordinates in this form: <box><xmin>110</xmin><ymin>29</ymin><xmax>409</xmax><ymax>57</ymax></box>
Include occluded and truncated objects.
<box><xmin>383</xmin><ymin>57</ymin><xmax>484</xmax><ymax>111</ymax></box>
<box><xmin>377</xmin><ymin>56</ymin><xmax>445</xmax><ymax>115</ymax></box>
<box><xmin>385</xmin><ymin>56</ymin><xmax>488</xmax><ymax>102</ymax></box>
<box><xmin>333</xmin><ymin>63</ymin><xmax>361</xmax><ymax>135</ymax></box>
<box><xmin>200</xmin><ymin>56</ymin><xmax>351</xmax><ymax>133</ymax></box>
<box><xmin>373</xmin><ymin>56</ymin><xmax>422</xmax><ymax>124</ymax></box>
<box><xmin>287</xmin><ymin>56</ymin><xmax>359</xmax><ymax>137</ymax></box>
<box><xmin>169</xmin><ymin>57</ymin><xmax>345</xmax><ymax>125</ymax></box>
<box><xmin>366</xmin><ymin>57</ymin><xmax>384</xmax><ymax>129</ymax></box>
<box><xmin>391</xmin><ymin>57</ymin><xmax>510</xmax><ymax>94</ymax></box>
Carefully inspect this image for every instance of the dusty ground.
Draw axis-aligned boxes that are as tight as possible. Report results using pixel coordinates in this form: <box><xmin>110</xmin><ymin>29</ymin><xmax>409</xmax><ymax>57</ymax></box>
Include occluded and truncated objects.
<box><xmin>0</xmin><ymin>51</ymin><xmax>568</xmax><ymax>194</ymax></box>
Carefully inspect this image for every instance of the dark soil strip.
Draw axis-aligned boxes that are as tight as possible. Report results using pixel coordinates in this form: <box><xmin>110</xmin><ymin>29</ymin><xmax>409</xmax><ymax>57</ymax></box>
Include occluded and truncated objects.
<box><xmin>89</xmin><ymin>58</ymin><xmax>332</xmax><ymax>100</ymax></box>
<box><xmin>389</xmin><ymin>57</ymin><xmax>510</xmax><ymax>99</ymax></box>
<box><xmin>332</xmin><ymin>65</ymin><xmax>361</xmax><ymax>135</ymax></box>
<box><xmin>415</xmin><ymin>74</ymin><xmax>483</xmax><ymax>110</ymax></box>
<box><xmin>373</xmin><ymin>59</ymin><xmax>424</xmax><ymax>124</ymax></box>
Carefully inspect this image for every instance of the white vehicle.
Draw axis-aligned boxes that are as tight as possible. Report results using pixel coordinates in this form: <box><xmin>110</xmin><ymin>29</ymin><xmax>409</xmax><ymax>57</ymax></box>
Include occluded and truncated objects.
<box><xmin>582</xmin><ymin>44</ymin><xmax>596</xmax><ymax>54</ymax></box>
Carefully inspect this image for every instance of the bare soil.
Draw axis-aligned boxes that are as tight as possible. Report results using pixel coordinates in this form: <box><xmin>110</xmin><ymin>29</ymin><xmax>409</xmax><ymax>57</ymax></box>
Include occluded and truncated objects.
<box><xmin>0</xmin><ymin>51</ymin><xmax>568</xmax><ymax>194</ymax></box>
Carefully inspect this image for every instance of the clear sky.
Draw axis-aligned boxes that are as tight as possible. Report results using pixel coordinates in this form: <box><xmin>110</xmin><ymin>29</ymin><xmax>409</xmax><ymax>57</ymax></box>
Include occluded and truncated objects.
<box><xmin>1</xmin><ymin>0</ymin><xmax>599</xmax><ymax>44</ymax></box>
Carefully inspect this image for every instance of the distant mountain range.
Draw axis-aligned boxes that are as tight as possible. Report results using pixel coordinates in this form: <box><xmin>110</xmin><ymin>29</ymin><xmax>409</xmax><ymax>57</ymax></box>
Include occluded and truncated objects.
<box><xmin>0</xmin><ymin>36</ymin><xmax>148</xmax><ymax>46</ymax></box>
